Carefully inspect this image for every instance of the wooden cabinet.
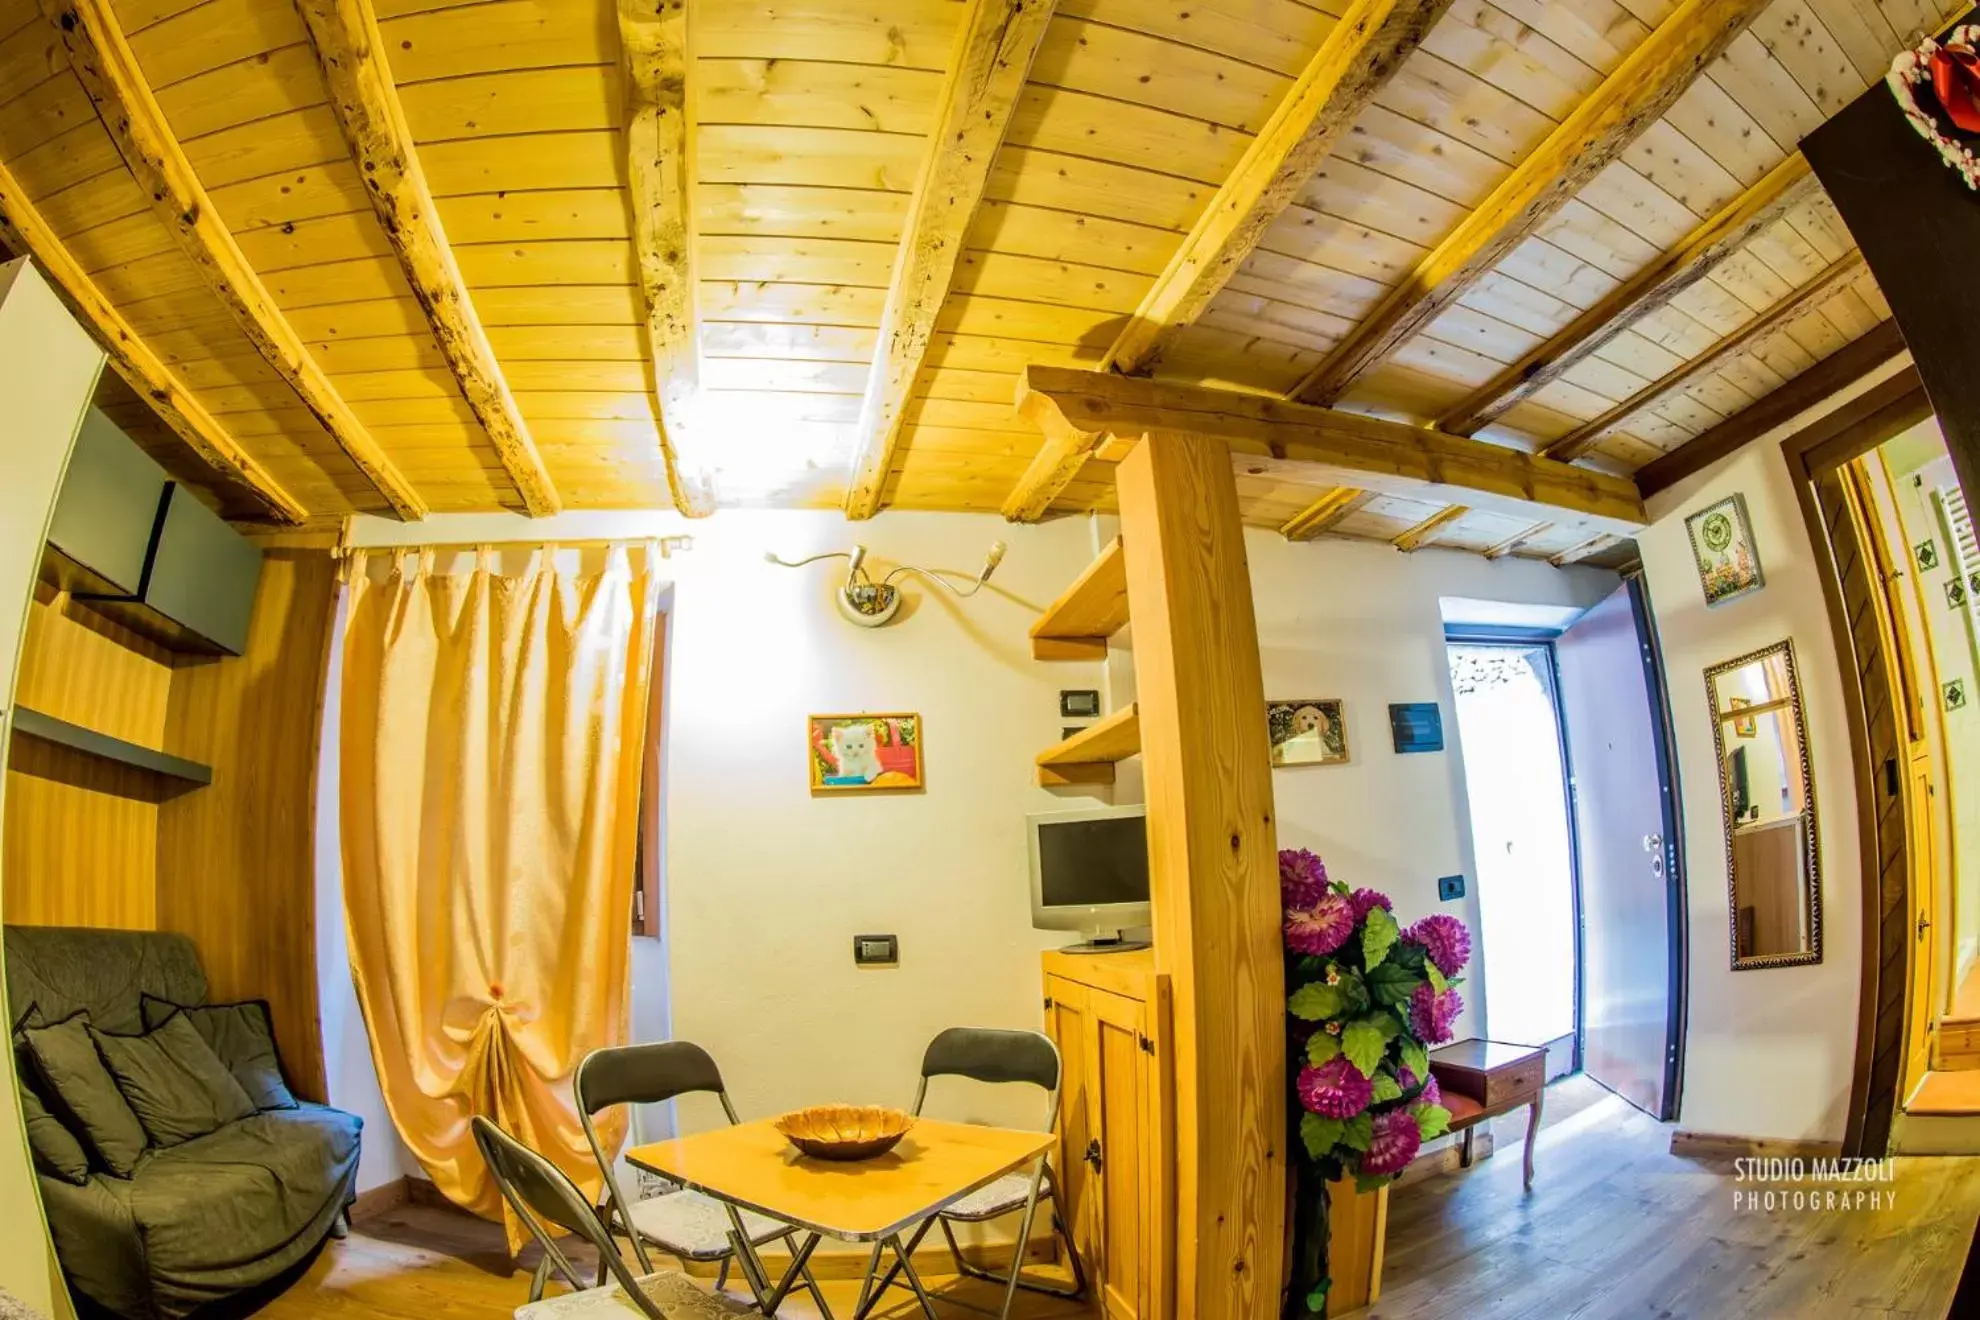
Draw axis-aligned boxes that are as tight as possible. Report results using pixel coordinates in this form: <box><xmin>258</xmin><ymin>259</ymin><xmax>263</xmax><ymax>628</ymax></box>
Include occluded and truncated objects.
<box><xmin>1042</xmin><ymin>949</ymin><xmax>1172</xmax><ymax>1320</ymax></box>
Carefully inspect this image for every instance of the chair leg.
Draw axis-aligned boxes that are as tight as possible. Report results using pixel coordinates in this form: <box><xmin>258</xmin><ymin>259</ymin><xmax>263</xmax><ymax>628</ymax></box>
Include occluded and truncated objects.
<box><xmin>528</xmin><ymin>1254</ymin><xmax>554</xmax><ymax>1303</ymax></box>
<box><xmin>715</xmin><ymin>1257</ymin><xmax>730</xmax><ymax>1293</ymax></box>
<box><xmin>938</xmin><ymin>1199</ymin><xmax>1086</xmax><ymax>1297</ymax></box>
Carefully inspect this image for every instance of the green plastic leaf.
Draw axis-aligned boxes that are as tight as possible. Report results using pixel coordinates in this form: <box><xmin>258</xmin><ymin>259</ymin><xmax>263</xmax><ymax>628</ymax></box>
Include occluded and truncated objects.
<box><xmin>1306</xmin><ymin>1032</ymin><xmax>1341</xmax><ymax>1066</ymax></box>
<box><xmin>1399</xmin><ymin>1039</ymin><xmax>1429</xmax><ymax>1082</ymax></box>
<box><xmin>1364</xmin><ymin>959</ymin><xmax>1421</xmax><ymax>1007</ymax></box>
<box><xmin>1341</xmin><ymin>1019</ymin><xmax>1386</xmax><ymax>1078</ymax></box>
<box><xmin>1414</xmin><ymin>1104</ymin><xmax>1452</xmax><ymax>1141</ymax></box>
<box><xmin>1340</xmin><ymin>1111</ymin><xmax>1373</xmax><ymax>1153</ymax></box>
<box><xmin>1300</xmin><ymin>1112</ymin><xmax>1344</xmax><ymax>1159</ymax></box>
<box><xmin>1369</xmin><ymin>1010</ymin><xmax>1402</xmax><ymax>1042</ymax></box>
<box><xmin>1288</xmin><ymin>981</ymin><xmax>1345</xmax><ymax>1021</ymax></box>
<box><xmin>1305</xmin><ymin>1284</ymin><xmax>1330</xmax><ymax>1313</ymax></box>
<box><xmin>1356</xmin><ymin>1172</ymin><xmax>1392</xmax><ymax>1194</ymax></box>
<box><xmin>1425</xmin><ymin>961</ymin><xmax>1448</xmax><ymax>993</ymax></box>
<box><xmin>1369</xmin><ymin>1071</ymin><xmax>1403</xmax><ymax>1104</ymax></box>
<box><xmin>1362</xmin><ymin>906</ymin><xmax>1400</xmax><ymax>971</ymax></box>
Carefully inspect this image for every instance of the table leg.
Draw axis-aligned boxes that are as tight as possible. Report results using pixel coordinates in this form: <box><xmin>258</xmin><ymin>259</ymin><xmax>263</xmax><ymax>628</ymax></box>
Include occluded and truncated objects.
<box><xmin>762</xmin><ymin>1232</ymin><xmax>830</xmax><ymax>1318</ymax></box>
<box><xmin>722</xmin><ymin>1208</ymin><xmax>773</xmax><ymax>1311</ymax></box>
<box><xmin>887</xmin><ymin>1233</ymin><xmax>940</xmax><ymax>1320</ymax></box>
<box><xmin>852</xmin><ymin>1242</ymin><xmax>886</xmax><ymax>1320</ymax></box>
<box><xmin>1523</xmin><ymin>1089</ymin><xmax>1543</xmax><ymax>1191</ymax></box>
<box><xmin>997</xmin><ymin>1163</ymin><xmax>1045</xmax><ymax>1320</ymax></box>
<box><xmin>1460</xmin><ymin>1125</ymin><xmax>1474</xmax><ymax>1168</ymax></box>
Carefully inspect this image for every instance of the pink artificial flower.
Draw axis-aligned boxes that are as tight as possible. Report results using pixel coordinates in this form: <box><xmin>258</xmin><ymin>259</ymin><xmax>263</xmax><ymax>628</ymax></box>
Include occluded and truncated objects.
<box><xmin>1349</xmin><ymin>888</ymin><xmax>1393</xmax><ymax>922</ymax></box>
<box><xmin>1298</xmin><ymin>1055</ymin><xmax>1374</xmax><ymax>1119</ymax></box>
<box><xmin>1360</xmin><ymin>1109</ymin><xmax>1423</xmax><ymax>1177</ymax></box>
<box><xmin>1398</xmin><ymin>1064</ymin><xmax>1441</xmax><ymax>1108</ymax></box>
<box><xmin>1285</xmin><ymin>892</ymin><xmax>1354</xmax><ymax>956</ymax></box>
<box><xmin>1407</xmin><ymin>914</ymin><xmax>1473</xmax><ymax>978</ymax></box>
<box><xmin>1279</xmin><ymin>848</ymin><xmax>1329</xmax><ymax>911</ymax></box>
<box><xmin>1408</xmin><ymin>983</ymin><xmax>1462</xmax><ymax>1044</ymax></box>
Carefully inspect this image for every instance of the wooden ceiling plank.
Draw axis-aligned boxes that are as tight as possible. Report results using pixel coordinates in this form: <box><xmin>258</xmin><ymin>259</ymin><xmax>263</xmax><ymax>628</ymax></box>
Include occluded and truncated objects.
<box><xmin>50</xmin><ymin>0</ymin><xmax>426</xmax><ymax>519</ymax></box>
<box><xmin>1549</xmin><ymin>532</ymin><xmax>1621</xmax><ymax>566</ymax></box>
<box><xmin>1279</xmin><ymin>486</ymin><xmax>1368</xmax><ymax>541</ymax></box>
<box><xmin>295</xmin><ymin>0</ymin><xmax>560</xmax><ymax>517</ymax></box>
<box><xmin>1016</xmin><ymin>365</ymin><xmax>1648</xmax><ymax>531</ymax></box>
<box><xmin>1542</xmin><ymin>248</ymin><xmax>1866</xmax><ymax>461</ymax></box>
<box><xmin>843</xmin><ymin>0</ymin><xmax>1058</xmax><ymax>520</ymax></box>
<box><xmin>1287</xmin><ymin>0</ymin><xmax>1771</xmax><ymax>407</ymax></box>
<box><xmin>1636</xmin><ymin>319</ymin><xmax>1908</xmax><ymax>497</ymax></box>
<box><xmin>1438</xmin><ymin>151</ymin><xmax>1818</xmax><ymax>436</ymax></box>
<box><xmin>0</xmin><ymin>159</ymin><xmax>309</xmax><ymax>524</ymax></box>
<box><xmin>1391</xmin><ymin>503</ymin><xmax>1469</xmax><ymax>551</ymax></box>
<box><xmin>620</xmin><ymin>0</ymin><xmax>714</xmax><ymax>517</ymax></box>
<box><xmin>1103</xmin><ymin>0</ymin><xmax>1453</xmax><ymax>377</ymax></box>
<box><xmin>1482</xmin><ymin>520</ymin><xmax>1551</xmax><ymax>560</ymax></box>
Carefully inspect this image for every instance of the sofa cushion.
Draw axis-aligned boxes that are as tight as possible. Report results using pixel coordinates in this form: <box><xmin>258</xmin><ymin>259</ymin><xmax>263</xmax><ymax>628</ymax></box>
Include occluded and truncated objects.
<box><xmin>12</xmin><ymin>1001</ymin><xmax>90</xmax><ymax>1185</ymax></box>
<box><xmin>4</xmin><ymin>927</ymin><xmax>206</xmax><ymax>1037</ymax></box>
<box><xmin>142</xmin><ymin>995</ymin><xmax>297</xmax><ymax>1111</ymax></box>
<box><xmin>127</xmin><ymin>1106</ymin><xmax>362</xmax><ymax>1284</ymax></box>
<box><xmin>92</xmin><ymin>1015</ymin><xmax>256</xmax><ymax>1148</ymax></box>
<box><xmin>20</xmin><ymin>1011</ymin><xmax>148</xmax><ymax>1177</ymax></box>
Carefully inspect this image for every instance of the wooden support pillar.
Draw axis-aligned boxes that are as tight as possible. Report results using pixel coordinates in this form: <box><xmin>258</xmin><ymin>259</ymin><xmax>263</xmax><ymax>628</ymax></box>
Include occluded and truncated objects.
<box><xmin>1116</xmin><ymin>431</ymin><xmax>1286</xmax><ymax>1317</ymax></box>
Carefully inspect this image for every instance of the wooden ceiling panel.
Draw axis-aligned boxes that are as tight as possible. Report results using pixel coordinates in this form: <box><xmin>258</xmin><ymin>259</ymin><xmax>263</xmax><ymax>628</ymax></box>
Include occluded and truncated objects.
<box><xmin>147</xmin><ymin>42</ymin><xmax>321</xmax><ymax>140</ymax></box>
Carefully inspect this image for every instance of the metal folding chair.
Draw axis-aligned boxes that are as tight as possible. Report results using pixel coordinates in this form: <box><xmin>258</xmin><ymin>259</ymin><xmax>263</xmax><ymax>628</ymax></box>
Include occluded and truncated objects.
<box><xmin>856</xmin><ymin>1026</ymin><xmax>1085</xmax><ymax>1320</ymax></box>
<box><xmin>470</xmin><ymin>1114</ymin><xmax>751</xmax><ymax>1318</ymax></box>
<box><xmin>576</xmin><ymin>1041</ymin><xmax>827</xmax><ymax>1312</ymax></box>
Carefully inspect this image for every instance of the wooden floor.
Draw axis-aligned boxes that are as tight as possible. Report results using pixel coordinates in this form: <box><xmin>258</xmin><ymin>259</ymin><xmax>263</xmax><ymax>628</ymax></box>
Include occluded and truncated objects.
<box><xmin>253</xmin><ymin>1076</ymin><xmax>1980</xmax><ymax>1320</ymax></box>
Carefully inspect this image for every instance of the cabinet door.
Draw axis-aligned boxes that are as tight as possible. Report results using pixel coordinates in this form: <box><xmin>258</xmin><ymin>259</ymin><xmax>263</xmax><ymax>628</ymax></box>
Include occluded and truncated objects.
<box><xmin>1044</xmin><ymin>975</ymin><xmax>1098</xmax><ymax>1270</ymax></box>
<box><xmin>1090</xmin><ymin>987</ymin><xmax>1148</xmax><ymax>1320</ymax></box>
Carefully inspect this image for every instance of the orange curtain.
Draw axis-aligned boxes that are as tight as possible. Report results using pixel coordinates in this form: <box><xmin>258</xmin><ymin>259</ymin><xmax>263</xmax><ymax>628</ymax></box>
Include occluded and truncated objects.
<box><xmin>338</xmin><ymin>543</ymin><xmax>661</xmax><ymax>1245</ymax></box>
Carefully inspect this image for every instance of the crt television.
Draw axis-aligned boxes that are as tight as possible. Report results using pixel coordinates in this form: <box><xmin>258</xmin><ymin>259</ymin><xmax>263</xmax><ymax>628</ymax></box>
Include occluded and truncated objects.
<box><xmin>1027</xmin><ymin>804</ymin><xmax>1151</xmax><ymax>952</ymax></box>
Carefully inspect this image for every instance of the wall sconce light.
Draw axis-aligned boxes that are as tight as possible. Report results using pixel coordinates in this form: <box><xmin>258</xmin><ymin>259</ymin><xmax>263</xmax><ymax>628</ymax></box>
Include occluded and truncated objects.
<box><xmin>765</xmin><ymin>541</ymin><xmax>1007</xmax><ymax>627</ymax></box>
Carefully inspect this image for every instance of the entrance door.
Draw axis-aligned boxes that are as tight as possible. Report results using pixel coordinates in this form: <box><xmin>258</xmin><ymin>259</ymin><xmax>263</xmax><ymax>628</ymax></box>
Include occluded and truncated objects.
<box><xmin>1556</xmin><ymin>580</ymin><xmax>1685</xmax><ymax>1119</ymax></box>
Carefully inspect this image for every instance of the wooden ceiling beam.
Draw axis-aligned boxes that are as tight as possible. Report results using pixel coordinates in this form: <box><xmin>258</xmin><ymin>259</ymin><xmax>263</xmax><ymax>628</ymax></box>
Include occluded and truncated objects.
<box><xmin>1483</xmin><ymin>521</ymin><xmax>1551</xmax><ymax>560</ymax></box>
<box><xmin>1288</xmin><ymin>0</ymin><xmax>1769</xmax><ymax>407</ymax></box>
<box><xmin>1549</xmin><ymin>533</ymin><xmax>1622</xmax><ymax>567</ymax></box>
<box><xmin>1542</xmin><ymin>249</ymin><xmax>1866</xmax><ymax>463</ymax></box>
<box><xmin>1280</xmin><ymin>487</ymin><xmax>1368</xmax><ymax>541</ymax></box>
<box><xmin>1016</xmin><ymin>365</ymin><xmax>1648</xmax><ymax>532</ymax></box>
<box><xmin>1392</xmin><ymin>504</ymin><xmax>1468</xmax><ymax>552</ymax></box>
<box><xmin>620</xmin><ymin>0</ymin><xmax>713</xmax><ymax>518</ymax></box>
<box><xmin>1103</xmin><ymin>0</ymin><xmax>1452</xmax><ymax>377</ymax></box>
<box><xmin>1636</xmin><ymin>320</ymin><xmax>1909</xmax><ymax>498</ymax></box>
<box><xmin>0</xmin><ymin>161</ymin><xmax>308</xmax><ymax>524</ymax></box>
<box><xmin>52</xmin><ymin>0</ymin><xmax>426</xmax><ymax>520</ymax></box>
<box><xmin>844</xmin><ymin>0</ymin><xmax>1056</xmax><ymax>520</ymax></box>
<box><xmin>295</xmin><ymin>0</ymin><xmax>559</xmax><ymax>517</ymax></box>
<box><xmin>1438</xmin><ymin>152</ymin><xmax>1818</xmax><ymax>437</ymax></box>
<box><xmin>1003</xmin><ymin>390</ymin><xmax>1102</xmax><ymax>522</ymax></box>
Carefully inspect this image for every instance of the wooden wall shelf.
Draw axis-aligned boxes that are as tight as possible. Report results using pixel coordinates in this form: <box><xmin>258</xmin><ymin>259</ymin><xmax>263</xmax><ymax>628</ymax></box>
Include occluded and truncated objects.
<box><xmin>1030</xmin><ymin>535</ymin><xmax>1128</xmax><ymax>660</ymax></box>
<box><xmin>1036</xmin><ymin>702</ymin><xmax>1139</xmax><ymax>786</ymax></box>
<box><xmin>9</xmin><ymin>706</ymin><xmax>212</xmax><ymax>787</ymax></box>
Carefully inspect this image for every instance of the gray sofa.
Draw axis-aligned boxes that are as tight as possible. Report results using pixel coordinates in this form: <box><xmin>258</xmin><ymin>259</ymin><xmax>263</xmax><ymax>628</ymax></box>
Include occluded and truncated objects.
<box><xmin>6</xmin><ymin>926</ymin><xmax>362</xmax><ymax>1320</ymax></box>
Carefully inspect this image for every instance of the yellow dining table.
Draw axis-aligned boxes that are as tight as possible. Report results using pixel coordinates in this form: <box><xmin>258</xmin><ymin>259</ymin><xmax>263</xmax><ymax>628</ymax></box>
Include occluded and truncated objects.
<box><xmin>627</xmin><ymin>1117</ymin><xmax>1053</xmax><ymax>1320</ymax></box>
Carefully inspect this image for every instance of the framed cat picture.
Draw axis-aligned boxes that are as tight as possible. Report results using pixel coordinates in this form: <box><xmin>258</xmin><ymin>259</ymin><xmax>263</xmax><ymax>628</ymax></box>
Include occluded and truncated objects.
<box><xmin>808</xmin><ymin>713</ymin><xmax>924</xmax><ymax>792</ymax></box>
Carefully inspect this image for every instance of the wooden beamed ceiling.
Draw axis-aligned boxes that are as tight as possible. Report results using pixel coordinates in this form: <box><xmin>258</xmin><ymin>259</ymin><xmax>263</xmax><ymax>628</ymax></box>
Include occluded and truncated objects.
<box><xmin>0</xmin><ymin>0</ymin><xmax>1951</xmax><ymax>558</ymax></box>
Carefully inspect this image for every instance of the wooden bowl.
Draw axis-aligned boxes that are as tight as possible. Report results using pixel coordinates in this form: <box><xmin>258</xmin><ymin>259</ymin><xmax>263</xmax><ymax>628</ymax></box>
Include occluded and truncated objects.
<box><xmin>774</xmin><ymin>1105</ymin><xmax>913</xmax><ymax>1161</ymax></box>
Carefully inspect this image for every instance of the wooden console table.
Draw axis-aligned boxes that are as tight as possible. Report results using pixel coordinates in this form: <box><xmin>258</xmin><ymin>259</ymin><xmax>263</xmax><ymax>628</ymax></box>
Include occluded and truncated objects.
<box><xmin>1428</xmin><ymin>1039</ymin><xmax>1547</xmax><ymax>1190</ymax></box>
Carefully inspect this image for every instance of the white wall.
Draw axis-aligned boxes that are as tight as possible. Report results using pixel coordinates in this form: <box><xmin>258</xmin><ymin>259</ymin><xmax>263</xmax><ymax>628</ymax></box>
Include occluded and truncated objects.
<box><xmin>1245</xmin><ymin>532</ymin><xmax>1619</xmax><ymax>1046</ymax></box>
<box><xmin>1639</xmin><ymin>444</ymin><xmax>1865</xmax><ymax>1143</ymax></box>
<box><xmin>313</xmin><ymin>587</ymin><xmax>420</xmax><ymax>1193</ymax></box>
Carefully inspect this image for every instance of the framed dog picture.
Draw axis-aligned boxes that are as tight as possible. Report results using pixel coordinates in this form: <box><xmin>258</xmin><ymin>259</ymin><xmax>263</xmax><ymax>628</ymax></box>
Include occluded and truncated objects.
<box><xmin>808</xmin><ymin>713</ymin><xmax>924</xmax><ymax>792</ymax></box>
<box><xmin>1267</xmin><ymin>699</ymin><xmax>1348</xmax><ymax>766</ymax></box>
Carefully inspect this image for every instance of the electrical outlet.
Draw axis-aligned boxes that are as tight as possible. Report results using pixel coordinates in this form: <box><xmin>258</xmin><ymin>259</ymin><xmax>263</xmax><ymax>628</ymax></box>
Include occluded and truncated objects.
<box><xmin>1437</xmin><ymin>874</ymin><xmax>1466</xmax><ymax>902</ymax></box>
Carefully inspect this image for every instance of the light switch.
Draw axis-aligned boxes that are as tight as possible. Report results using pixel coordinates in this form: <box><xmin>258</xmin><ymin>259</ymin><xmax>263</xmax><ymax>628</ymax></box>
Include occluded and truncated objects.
<box><xmin>853</xmin><ymin>934</ymin><xmax>898</xmax><ymax>966</ymax></box>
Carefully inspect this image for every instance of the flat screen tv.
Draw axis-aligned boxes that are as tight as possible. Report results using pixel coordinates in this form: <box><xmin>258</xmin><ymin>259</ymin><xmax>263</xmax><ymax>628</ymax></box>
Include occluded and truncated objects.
<box><xmin>1027</xmin><ymin>804</ymin><xmax>1151</xmax><ymax>952</ymax></box>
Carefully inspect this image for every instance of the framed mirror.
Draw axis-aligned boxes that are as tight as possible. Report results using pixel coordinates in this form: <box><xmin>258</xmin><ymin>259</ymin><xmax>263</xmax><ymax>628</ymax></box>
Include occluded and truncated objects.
<box><xmin>1706</xmin><ymin>640</ymin><xmax>1820</xmax><ymax>969</ymax></box>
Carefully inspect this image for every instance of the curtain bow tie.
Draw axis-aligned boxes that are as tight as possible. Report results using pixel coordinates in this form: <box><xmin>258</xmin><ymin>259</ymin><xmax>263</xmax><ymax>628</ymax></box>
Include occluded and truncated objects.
<box><xmin>1932</xmin><ymin>43</ymin><xmax>1980</xmax><ymax>135</ymax></box>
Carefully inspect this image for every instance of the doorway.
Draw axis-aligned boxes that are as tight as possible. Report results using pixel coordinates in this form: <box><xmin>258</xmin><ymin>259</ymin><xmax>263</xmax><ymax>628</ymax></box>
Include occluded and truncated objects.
<box><xmin>1446</xmin><ymin>579</ymin><xmax>1687</xmax><ymax>1121</ymax></box>
<box><xmin>1447</xmin><ymin>639</ymin><xmax>1579</xmax><ymax>1073</ymax></box>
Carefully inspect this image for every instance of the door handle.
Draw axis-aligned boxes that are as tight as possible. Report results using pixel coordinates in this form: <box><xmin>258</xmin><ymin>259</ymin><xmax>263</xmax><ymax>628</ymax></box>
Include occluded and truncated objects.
<box><xmin>1084</xmin><ymin>1138</ymin><xmax>1103</xmax><ymax>1172</ymax></box>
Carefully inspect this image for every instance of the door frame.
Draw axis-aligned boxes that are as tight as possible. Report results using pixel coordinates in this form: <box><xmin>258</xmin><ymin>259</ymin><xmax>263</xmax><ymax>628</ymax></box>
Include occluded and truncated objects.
<box><xmin>1775</xmin><ymin>375</ymin><xmax>1935</xmax><ymax>1158</ymax></box>
<box><xmin>1444</xmin><ymin>629</ymin><xmax>1585</xmax><ymax>1070</ymax></box>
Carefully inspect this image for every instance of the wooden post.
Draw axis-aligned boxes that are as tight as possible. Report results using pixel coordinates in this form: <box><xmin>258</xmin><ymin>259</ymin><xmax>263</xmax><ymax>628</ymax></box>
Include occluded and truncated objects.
<box><xmin>1117</xmin><ymin>431</ymin><xmax>1286</xmax><ymax>1317</ymax></box>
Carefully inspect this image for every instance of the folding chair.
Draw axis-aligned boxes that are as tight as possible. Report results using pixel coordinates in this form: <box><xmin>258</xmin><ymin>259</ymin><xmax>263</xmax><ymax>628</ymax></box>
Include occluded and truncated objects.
<box><xmin>576</xmin><ymin>1041</ymin><xmax>826</xmax><ymax>1311</ymax></box>
<box><xmin>470</xmin><ymin>1115</ymin><xmax>752</xmax><ymax>1319</ymax></box>
<box><xmin>856</xmin><ymin>1027</ymin><xmax>1085</xmax><ymax>1320</ymax></box>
